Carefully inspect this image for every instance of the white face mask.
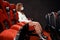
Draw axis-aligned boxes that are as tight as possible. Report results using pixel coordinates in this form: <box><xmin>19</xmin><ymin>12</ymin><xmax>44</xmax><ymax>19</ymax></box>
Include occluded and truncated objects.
<box><xmin>21</xmin><ymin>7</ymin><xmax>24</xmax><ymax>10</ymax></box>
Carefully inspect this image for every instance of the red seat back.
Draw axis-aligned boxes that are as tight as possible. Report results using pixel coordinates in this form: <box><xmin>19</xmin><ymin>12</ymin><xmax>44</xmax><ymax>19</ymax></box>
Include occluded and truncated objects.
<box><xmin>0</xmin><ymin>0</ymin><xmax>3</xmax><ymax>5</ymax></box>
<box><xmin>10</xmin><ymin>4</ymin><xmax>19</xmax><ymax>24</ymax></box>
<box><xmin>3</xmin><ymin>1</ymin><xmax>17</xmax><ymax>25</ymax></box>
<box><xmin>0</xmin><ymin>9</ymin><xmax>6</xmax><ymax>32</ymax></box>
<box><xmin>3</xmin><ymin>1</ymin><xmax>10</xmax><ymax>18</ymax></box>
<box><xmin>0</xmin><ymin>29</ymin><xmax>17</xmax><ymax>40</ymax></box>
<box><xmin>1</xmin><ymin>1</ymin><xmax>12</xmax><ymax>28</ymax></box>
<box><xmin>10</xmin><ymin>24</ymin><xmax>22</xmax><ymax>31</ymax></box>
<box><xmin>0</xmin><ymin>9</ymin><xmax>12</xmax><ymax>29</ymax></box>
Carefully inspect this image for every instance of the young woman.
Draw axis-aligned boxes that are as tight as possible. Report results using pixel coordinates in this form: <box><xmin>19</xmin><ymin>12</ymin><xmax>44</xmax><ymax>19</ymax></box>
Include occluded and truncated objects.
<box><xmin>16</xmin><ymin>3</ymin><xmax>42</xmax><ymax>38</ymax></box>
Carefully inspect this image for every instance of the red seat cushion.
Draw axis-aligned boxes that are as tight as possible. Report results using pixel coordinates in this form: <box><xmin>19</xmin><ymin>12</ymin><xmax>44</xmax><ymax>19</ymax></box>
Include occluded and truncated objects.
<box><xmin>0</xmin><ymin>29</ymin><xmax>17</xmax><ymax>40</ymax></box>
<box><xmin>10</xmin><ymin>24</ymin><xmax>22</xmax><ymax>31</ymax></box>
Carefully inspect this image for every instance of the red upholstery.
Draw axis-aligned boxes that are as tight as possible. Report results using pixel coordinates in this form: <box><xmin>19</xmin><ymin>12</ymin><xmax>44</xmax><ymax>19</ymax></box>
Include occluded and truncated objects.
<box><xmin>15</xmin><ymin>12</ymin><xmax>19</xmax><ymax>23</ymax></box>
<box><xmin>0</xmin><ymin>9</ymin><xmax>6</xmax><ymax>30</ymax></box>
<box><xmin>10</xmin><ymin>4</ymin><xmax>16</xmax><ymax>10</ymax></box>
<box><xmin>3</xmin><ymin>1</ymin><xmax>14</xmax><ymax>20</ymax></box>
<box><xmin>0</xmin><ymin>29</ymin><xmax>17</xmax><ymax>40</ymax></box>
<box><xmin>0</xmin><ymin>9</ymin><xmax>6</xmax><ymax>32</ymax></box>
<box><xmin>10</xmin><ymin>24</ymin><xmax>22</xmax><ymax>31</ymax></box>
<box><xmin>0</xmin><ymin>9</ymin><xmax>12</xmax><ymax>29</ymax></box>
<box><xmin>10</xmin><ymin>4</ymin><xmax>16</xmax><ymax>20</ymax></box>
<box><xmin>11</xmin><ymin>22</ymin><xmax>26</xmax><ymax>31</ymax></box>
<box><xmin>1</xmin><ymin>1</ymin><xmax>12</xmax><ymax>28</ymax></box>
<box><xmin>2</xmin><ymin>1</ymin><xmax>10</xmax><ymax>14</ymax></box>
<box><xmin>9</xmin><ymin>10</ymin><xmax>18</xmax><ymax>24</ymax></box>
<box><xmin>10</xmin><ymin>4</ymin><xmax>19</xmax><ymax>24</ymax></box>
<box><xmin>10</xmin><ymin>22</ymin><xmax>27</xmax><ymax>31</ymax></box>
<box><xmin>42</xmin><ymin>30</ymin><xmax>52</xmax><ymax>40</ymax></box>
<box><xmin>2</xmin><ymin>1</ymin><xmax>11</xmax><ymax>18</ymax></box>
<box><xmin>3</xmin><ymin>2</ymin><xmax>17</xmax><ymax>25</ymax></box>
<box><xmin>3</xmin><ymin>1</ymin><xmax>10</xmax><ymax>17</ymax></box>
<box><xmin>3</xmin><ymin>1</ymin><xmax>10</xmax><ymax>7</ymax></box>
<box><xmin>9</xmin><ymin>10</ymin><xmax>14</xmax><ymax>20</ymax></box>
<box><xmin>0</xmin><ymin>0</ymin><xmax>3</xmax><ymax>5</ymax></box>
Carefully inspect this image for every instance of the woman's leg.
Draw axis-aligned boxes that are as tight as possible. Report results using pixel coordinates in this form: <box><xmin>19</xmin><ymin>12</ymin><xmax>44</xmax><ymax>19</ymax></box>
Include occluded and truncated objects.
<box><xmin>29</xmin><ymin>21</ymin><xmax>42</xmax><ymax>36</ymax></box>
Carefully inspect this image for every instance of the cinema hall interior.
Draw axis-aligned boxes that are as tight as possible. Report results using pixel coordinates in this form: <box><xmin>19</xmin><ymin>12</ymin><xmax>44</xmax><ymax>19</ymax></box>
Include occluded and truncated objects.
<box><xmin>0</xmin><ymin>0</ymin><xmax>60</xmax><ymax>40</ymax></box>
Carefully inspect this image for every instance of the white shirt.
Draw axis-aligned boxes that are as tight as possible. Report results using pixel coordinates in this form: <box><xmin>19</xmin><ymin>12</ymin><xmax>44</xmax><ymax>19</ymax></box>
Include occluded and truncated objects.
<box><xmin>17</xmin><ymin>11</ymin><xmax>31</xmax><ymax>22</ymax></box>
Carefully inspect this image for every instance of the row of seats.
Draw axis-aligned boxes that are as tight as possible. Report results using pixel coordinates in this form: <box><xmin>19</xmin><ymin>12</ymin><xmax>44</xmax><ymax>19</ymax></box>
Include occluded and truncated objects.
<box><xmin>0</xmin><ymin>0</ymin><xmax>52</xmax><ymax>40</ymax></box>
<box><xmin>0</xmin><ymin>0</ymin><xmax>27</xmax><ymax>40</ymax></box>
<box><xmin>45</xmin><ymin>11</ymin><xmax>60</xmax><ymax>40</ymax></box>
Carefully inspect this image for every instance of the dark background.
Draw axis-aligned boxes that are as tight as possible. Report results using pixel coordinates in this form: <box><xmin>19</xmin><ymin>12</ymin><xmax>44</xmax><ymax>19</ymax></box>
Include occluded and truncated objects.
<box><xmin>6</xmin><ymin>0</ymin><xmax>60</xmax><ymax>28</ymax></box>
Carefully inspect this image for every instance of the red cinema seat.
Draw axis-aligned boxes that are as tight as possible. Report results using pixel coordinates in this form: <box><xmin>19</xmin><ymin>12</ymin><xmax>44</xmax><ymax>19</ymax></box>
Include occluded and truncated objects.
<box><xmin>1</xmin><ymin>1</ymin><xmax>12</xmax><ymax>28</ymax></box>
<box><xmin>10</xmin><ymin>24</ymin><xmax>22</xmax><ymax>31</ymax></box>
<box><xmin>9</xmin><ymin>10</ymin><xmax>14</xmax><ymax>22</ymax></box>
<box><xmin>3</xmin><ymin>1</ymin><xmax>17</xmax><ymax>25</ymax></box>
<box><xmin>3</xmin><ymin>1</ymin><xmax>10</xmax><ymax>11</ymax></box>
<box><xmin>3</xmin><ymin>1</ymin><xmax>11</xmax><ymax>19</ymax></box>
<box><xmin>0</xmin><ymin>9</ymin><xmax>6</xmax><ymax>32</ymax></box>
<box><xmin>0</xmin><ymin>29</ymin><xmax>17</xmax><ymax>40</ymax></box>
<box><xmin>10</xmin><ymin>22</ymin><xmax>26</xmax><ymax>31</ymax></box>
<box><xmin>0</xmin><ymin>24</ymin><xmax>30</xmax><ymax>40</ymax></box>
<box><xmin>0</xmin><ymin>9</ymin><xmax>12</xmax><ymax>29</ymax></box>
<box><xmin>10</xmin><ymin>4</ymin><xmax>19</xmax><ymax>24</ymax></box>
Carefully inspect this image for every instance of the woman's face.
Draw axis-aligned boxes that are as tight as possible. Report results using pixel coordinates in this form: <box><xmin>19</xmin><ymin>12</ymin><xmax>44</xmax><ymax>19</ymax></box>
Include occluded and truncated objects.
<box><xmin>18</xmin><ymin>4</ymin><xmax>23</xmax><ymax>11</ymax></box>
